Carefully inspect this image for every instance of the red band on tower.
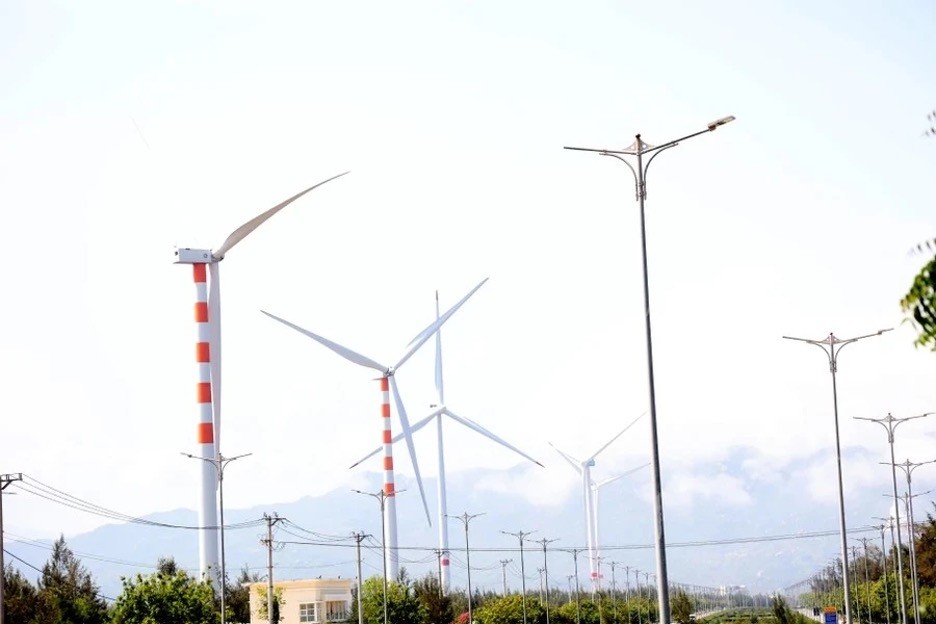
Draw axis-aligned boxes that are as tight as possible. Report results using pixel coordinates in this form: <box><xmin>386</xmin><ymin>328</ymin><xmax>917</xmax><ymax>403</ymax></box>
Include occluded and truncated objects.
<box><xmin>197</xmin><ymin>422</ymin><xmax>214</xmax><ymax>443</ymax></box>
<box><xmin>196</xmin><ymin>342</ymin><xmax>210</xmax><ymax>363</ymax></box>
<box><xmin>197</xmin><ymin>382</ymin><xmax>212</xmax><ymax>403</ymax></box>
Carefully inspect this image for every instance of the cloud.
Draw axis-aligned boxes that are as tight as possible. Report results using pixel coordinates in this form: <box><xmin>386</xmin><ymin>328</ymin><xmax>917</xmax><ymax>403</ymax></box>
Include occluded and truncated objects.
<box><xmin>664</xmin><ymin>471</ymin><xmax>754</xmax><ymax>510</ymax></box>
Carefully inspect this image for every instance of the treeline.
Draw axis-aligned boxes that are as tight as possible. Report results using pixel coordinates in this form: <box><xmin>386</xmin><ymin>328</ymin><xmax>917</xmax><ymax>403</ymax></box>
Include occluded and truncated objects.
<box><xmin>797</xmin><ymin>506</ymin><xmax>936</xmax><ymax>624</ymax></box>
<box><xmin>2</xmin><ymin>536</ymin><xmax>258</xmax><ymax>624</ymax></box>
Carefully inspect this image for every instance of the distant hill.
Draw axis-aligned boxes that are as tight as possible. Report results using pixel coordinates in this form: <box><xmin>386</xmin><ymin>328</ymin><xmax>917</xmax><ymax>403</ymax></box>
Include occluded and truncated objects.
<box><xmin>5</xmin><ymin>448</ymin><xmax>899</xmax><ymax>601</ymax></box>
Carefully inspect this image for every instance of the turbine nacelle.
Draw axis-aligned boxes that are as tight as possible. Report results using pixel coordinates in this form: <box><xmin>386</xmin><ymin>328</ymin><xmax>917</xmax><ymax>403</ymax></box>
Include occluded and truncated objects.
<box><xmin>174</xmin><ymin>248</ymin><xmax>216</xmax><ymax>264</ymax></box>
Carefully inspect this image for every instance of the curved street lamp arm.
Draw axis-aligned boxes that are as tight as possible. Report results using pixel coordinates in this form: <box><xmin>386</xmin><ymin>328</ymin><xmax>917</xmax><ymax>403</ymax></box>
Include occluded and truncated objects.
<box><xmin>782</xmin><ymin>336</ymin><xmax>834</xmax><ymax>369</ymax></box>
<box><xmin>642</xmin><ymin>144</ymin><xmax>679</xmax><ymax>190</ymax></box>
<box><xmin>599</xmin><ymin>153</ymin><xmax>640</xmax><ymax>200</ymax></box>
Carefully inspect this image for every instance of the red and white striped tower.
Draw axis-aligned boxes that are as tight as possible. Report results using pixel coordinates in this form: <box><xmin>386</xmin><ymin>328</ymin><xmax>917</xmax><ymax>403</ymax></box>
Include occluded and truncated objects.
<box><xmin>193</xmin><ymin>263</ymin><xmax>220</xmax><ymax>582</ymax></box>
<box><xmin>380</xmin><ymin>375</ymin><xmax>401</xmax><ymax>579</ymax></box>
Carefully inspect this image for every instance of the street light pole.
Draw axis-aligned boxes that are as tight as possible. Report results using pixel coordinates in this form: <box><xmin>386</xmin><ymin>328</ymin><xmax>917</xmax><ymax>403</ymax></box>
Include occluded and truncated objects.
<box><xmin>871</xmin><ymin>521</ymin><xmax>892</xmax><ymax>624</ymax></box>
<box><xmin>784</xmin><ymin>328</ymin><xmax>891</xmax><ymax>624</ymax></box>
<box><xmin>354</xmin><ymin>488</ymin><xmax>404</xmax><ymax>624</ymax></box>
<box><xmin>857</xmin><ymin>412</ymin><xmax>930</xmax><ymax>624</ymax></box>
<box><xmin>565</xmin><ymin>115</ymin><xmax>735</xmax><ymax>624</ymax></box>
<box><xmin>502</xmin><ymin>530</ymin><xmax>535</xmax><ymax>624</ymax></box>
<box><xmin>568</xmin><ymin>548</ymin><xmax>583</xmax><ymax>624</ymax></box>
<box><xmin>448</xmin><ymin>512</ymin><xmax>485</xmax><ymax>624</ymax></box>
<box><xmin>531</xmin><ymin>538</ymin><xmax>559</xmax><ymax>624</ymax></box>
<box><xmin>889</xmin><ymin>461</ymin><xmax>936</xmax><ymax>624</ymax></box>
<box><xmin>857</xmin><ymin>538</ymin><xmax>873</xmax><ymax>624</ymax></box>
<box><xmin>181</xmin><ymin>452</ymin><xmax>251</xmax><ymax>624</ymax></box>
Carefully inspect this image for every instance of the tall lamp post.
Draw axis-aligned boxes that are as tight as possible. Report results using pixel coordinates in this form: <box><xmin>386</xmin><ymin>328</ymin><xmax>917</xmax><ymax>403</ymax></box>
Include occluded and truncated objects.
<box><xmin>448</xmin><ymin>512</ymin><xmax>484</xmax><ymax>624</ymax></box>
<box><xmin>565</xmin><ymin>115</ymin><xmax>735</xmax><ymax>624</ymax></box>
<box><xmin>531</xmin><ymin>537</ymin><xmax>559</xmax><ymax>624</ymax></box>
<box><xmin>354</xmin><ymin>488</ymin><xmax>404</xmax><ymax>624</ymax></box>
<box><xmin>871</xmin><ymin>520</ymin><xmax>892</xmax><ymax>624</ymax></box>
<box><xmin>856</xmin><ymin>412</ymin><xmax>930</xmax><ymax>624</ymax></box>
<box><xmin>182</xmin><ymin>452</ymin><xmax>251</xmax><ymax>624</ymax></box>
<box><xmin>502</xmin><ymin>530</ymin><xmax>535</xmax><ymax>624</ymax></box>
<box><xmin>890</xmin><ymin>461</ymin><xmax>936</xmax><ymax>624</ymax></box>
<box><xmin>783</xmin><ymin>328</ymin><xmax>891</xmax><ymax>624</ymax></box>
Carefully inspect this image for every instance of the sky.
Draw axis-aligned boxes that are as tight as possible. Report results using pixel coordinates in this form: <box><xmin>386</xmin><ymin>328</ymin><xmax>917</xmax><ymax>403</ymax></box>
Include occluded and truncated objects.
<box><xmin>1</xmin><ymin>0</ymin><xmax>935</xmax><ymax>587</ymax></box>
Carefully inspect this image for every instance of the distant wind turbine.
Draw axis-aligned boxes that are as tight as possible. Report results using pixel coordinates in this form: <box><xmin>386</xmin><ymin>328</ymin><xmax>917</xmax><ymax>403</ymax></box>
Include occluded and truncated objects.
<box><xmin>350</xmin><ymin>289</ymin><xmax>543</xmax><ymax>591</ymax></box>
<box><xmin>550</xmin><ymin>414</ymin><xmax>645</xmax><ymax>587</ymax></box>
<box><xmin>261</xmin><ymin>278</ymin><xmax>487</xmax><ymax>579</ymax></box>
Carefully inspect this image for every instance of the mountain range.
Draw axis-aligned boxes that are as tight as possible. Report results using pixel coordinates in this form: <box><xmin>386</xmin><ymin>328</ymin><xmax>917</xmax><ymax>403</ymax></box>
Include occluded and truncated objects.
<box><xmin>5</xmin><ymin>445</ymin><xmax>918</xmax><ymax>602</ymax></box>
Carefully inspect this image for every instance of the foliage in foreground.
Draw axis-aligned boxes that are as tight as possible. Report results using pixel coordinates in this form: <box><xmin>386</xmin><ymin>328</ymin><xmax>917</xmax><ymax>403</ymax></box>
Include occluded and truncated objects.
<box><xmin>110</xmin><ymin>569</ymin><xmax>217</xmax><ymax>624</ymax></box>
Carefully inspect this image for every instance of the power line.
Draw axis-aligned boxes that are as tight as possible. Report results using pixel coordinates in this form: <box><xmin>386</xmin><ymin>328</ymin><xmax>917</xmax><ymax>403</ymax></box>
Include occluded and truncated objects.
<box><xmin>12</xmin><ymin>475</ymin><xmax>265</xmax><ymax>531</ymax></box>
<box><xmin>3</xmin><ymin>549</ymin><xmax>116</xmax><ymax>603</ymax></box>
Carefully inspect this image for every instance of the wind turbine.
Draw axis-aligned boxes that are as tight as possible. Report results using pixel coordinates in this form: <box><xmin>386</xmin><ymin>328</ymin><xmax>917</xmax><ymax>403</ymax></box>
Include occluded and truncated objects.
<box><xmin>174</xmin><ymin>171</ymin><xmax>349</xmax><ymax>581</ymax></box>
<box><xmin>261</xmin><ymin>278</ymin><xmax>488</xmax><ymax>579</ymax></box>
<box><xmin>549</xmin><ymin>414</ymin><xmax>644</xmax><ymax>587</ymax></box>
<box><xmin>589</xmin><ymin>462</ymin><xmax>649</xmax><ymax>586</ymax></box>
<box><xmin>349</xmin><ymin>290</ymin><xmax>543</xmax><ymax>591</ymax></box>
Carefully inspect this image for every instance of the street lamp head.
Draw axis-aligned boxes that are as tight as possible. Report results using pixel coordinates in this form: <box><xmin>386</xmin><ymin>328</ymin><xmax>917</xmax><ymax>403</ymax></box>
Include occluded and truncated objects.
<box><xmin>707</xmin><ymin>115</ymin><xmax>736</xmax><ymax>131</ymax></box>
<box><xmin>877</xmin><ymin>328</ymin><xmax>894</xmax><ymax>335</ymax></box>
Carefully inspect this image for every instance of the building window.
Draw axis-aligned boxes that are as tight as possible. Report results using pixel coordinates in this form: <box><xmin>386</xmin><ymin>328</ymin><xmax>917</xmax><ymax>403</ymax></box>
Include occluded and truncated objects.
<box><xmin>326</xmin><ymin>600</ymin><xmax>349</xmax><ymax>621</ymax></box>
<box><xmin>300</xmin><ymin>602</ymin><xmax>319</xmax><ymax>622</ymax></box>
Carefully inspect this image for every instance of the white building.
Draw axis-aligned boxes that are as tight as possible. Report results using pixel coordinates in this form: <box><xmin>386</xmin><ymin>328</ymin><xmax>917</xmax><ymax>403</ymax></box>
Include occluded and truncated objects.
<box><xmin>248</xmin><ymin>578</ymin><xmax>353</xmax><ymax>624</ymax></box>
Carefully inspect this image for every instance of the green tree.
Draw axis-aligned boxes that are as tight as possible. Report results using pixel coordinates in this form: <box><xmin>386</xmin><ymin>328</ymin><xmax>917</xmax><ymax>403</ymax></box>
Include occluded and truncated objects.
<box><xmin>110</xmin><ymin>569</ymin><xmax>217</xmax><ymax>624</ymax></box>
<box><xmin>3</xmin><ymin>562</ymin><xmax>45</xmax><ymax>624</ymax></box>
<box><xmin>37</xmin><ymin>535</ymin><xmax>108</xmax><ymax>624</ymax></box>
<box><xmin>413</xmin><ymin>574</ymin><xmax>454</xmax><ymax>624</ymax></box>
<box><xmin>916</xmin><ymin>506</ymin><xmax>936</xmax><ymax>588</ymax></box>
<box><xmin>473</xmin><ymin>594</ymin><xmax>549</xmax><ymax>624</ymax></box>
<box><xmin>254</xmin><ymin>585</ymin><xmax>285</xmax><ymax>622</ymax></box>
<box><xmin>155</xmin><ymin>557</ymin><xmax>179</xmax><ymax>576</ymax></box>
<box><xmin>357</xmin><ymin>576</ymin><xmax>424</xmax><ymax>624</ymax></box>
<box><xmin>903</xmin><ymin>113</ymin><xmax>936</xmax><ymax>350</ymax></box>
<box><xmin>901</xmin><ymin>254</ymin><xmax>936</xmax><ymax>350</ymax></box>
<box><xmin>226</xmin><ymin>565</ymin><xmax>261</xmax><ymax>623</ymax></box>
<box><xmin>671</xmin><ymin>590</ymin><xmax>694</xmax><ymax>624</ymax></box>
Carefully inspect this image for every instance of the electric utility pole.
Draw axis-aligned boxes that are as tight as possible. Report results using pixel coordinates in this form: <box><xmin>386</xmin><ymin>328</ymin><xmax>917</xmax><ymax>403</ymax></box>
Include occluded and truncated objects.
<box><xmin>352</xmin><ymin>532</ymin><xmax>371</xmax><ymax>624</ymax></box>
<box><xmin>500</xmin><ymin>560</ymin><xmax>512</xmax><ymax>596</ymax></box>
<box><xmin>261</xmin><ymin>513</ymin><xmax>284</xmax><ymax>624</ymax></box>
<box><xmin>0</xmin><ymin>473</ymin><xmax>23</xmax><ymax>624</ymax></box>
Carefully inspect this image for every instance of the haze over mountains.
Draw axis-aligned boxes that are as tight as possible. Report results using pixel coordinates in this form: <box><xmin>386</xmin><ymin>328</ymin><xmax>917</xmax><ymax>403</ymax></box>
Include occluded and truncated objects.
<box><xmin>6</xmin><ymin>444</ymin><xmax>923</xmax><ymax>602</ymax></box>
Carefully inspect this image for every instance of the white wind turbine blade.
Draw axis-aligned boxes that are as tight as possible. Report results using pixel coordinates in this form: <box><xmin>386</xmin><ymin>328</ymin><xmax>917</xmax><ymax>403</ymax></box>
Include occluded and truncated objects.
<box><xmin>434</xmin><ymin>291</ymin><xmax>444</xmax><ymax>404</ymax></box>
<box><xmin>592</xmin><ymin>462</ymin><xmax>650</xmax><ymax>490</ymax></box>
<box><xmin>444</xmin><ymin>410</ymin><xmax>544</xmax><ymax>467</ymax></box>
<box><xmin>397</xmin><ymin>278</ymin><xmax>489</xmax><ymax>369</ymax></box>
<box><xmin>208</xmin><ymin>263</ymin><xmax>223</xmax><ymax>463</ymax></box>
<box><xmin>261</xmin><ymin>311</ymin><xmax>388</xmax><ymax>372</ymax></box>
<box><xmin>389</xmin><ymin>375</ymin><xmax>432</xmax><ymax>526</ymax></box>
<box><xmin>549</xmin><ymin>442</ymin><xmax>583</xmax><ymax>474</ymax></box>
<box><xmin>586</xmin><ymin>412</ymin><xmax>645</xmax><ymax>462</ymax></box>
<box><xmin>212</xmin><ymin>171</ymin><xmax>350</xmax><ymax>259</ymax></box>
<box><xmin>348</xmin><ymin>410</ymin><xmax>441</xmax><ymax>469</ymax></box>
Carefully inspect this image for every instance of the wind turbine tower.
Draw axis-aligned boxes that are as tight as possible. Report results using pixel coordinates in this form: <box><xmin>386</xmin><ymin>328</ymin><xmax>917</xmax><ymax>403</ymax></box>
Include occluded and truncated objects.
<box><xmin>351</xmin><ymin>289</ymin><xmax>543</xmax><ymax>591</ymax></box>
<box><xmin>174</xmin><ymin>172</ymin><xmax>348</xmax><ymax>581</ymax></box>
<box><xmin>263</xmin><ymin>279</ymin><xmax>487</xmax><ymax>578</ymax></box>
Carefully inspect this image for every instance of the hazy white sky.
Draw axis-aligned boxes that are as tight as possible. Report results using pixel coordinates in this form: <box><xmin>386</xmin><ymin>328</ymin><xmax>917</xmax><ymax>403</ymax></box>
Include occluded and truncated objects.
<box><xmin>1</xmin><ymin>0</ymin><xmax>935</xmax><ymax>561</ymax></box>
